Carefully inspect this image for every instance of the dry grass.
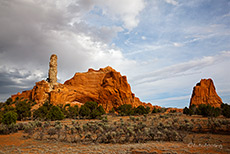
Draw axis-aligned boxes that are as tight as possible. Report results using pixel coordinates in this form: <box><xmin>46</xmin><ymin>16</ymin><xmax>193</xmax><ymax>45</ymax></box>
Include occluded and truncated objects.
<box><xmin>0</xmin><ymin>113</ymin><xmax>230</xmax><ymax>154</ymax></box>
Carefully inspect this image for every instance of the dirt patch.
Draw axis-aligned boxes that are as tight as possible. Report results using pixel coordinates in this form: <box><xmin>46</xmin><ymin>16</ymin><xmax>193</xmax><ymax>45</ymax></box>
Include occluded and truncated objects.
<box><xmin>0</xmin><ymin>130</ymin><xmax>230</xmax><ymax>153</ymax></box>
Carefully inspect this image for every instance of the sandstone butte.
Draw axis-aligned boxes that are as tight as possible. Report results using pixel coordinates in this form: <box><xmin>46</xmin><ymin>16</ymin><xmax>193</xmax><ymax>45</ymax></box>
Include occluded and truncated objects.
<box><xmin>190</xmin><ymin>78</ymin><xmax>223</xmax><ymax>108</ymax></box>
<box><xmin>11</xmin><ymin>55</ymin><xmax>155</xmax><ymax>112</ymax></box>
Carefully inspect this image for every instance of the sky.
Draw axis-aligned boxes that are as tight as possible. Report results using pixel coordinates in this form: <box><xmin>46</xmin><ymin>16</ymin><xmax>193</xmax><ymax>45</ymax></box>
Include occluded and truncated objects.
<box><xmin>0</xmin><ymin>0</ymin><xmax>230</xmax><ymax>108</ymax></box>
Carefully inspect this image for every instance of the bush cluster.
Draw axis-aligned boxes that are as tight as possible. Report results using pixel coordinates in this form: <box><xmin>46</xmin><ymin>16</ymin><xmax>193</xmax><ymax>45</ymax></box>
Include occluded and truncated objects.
<box><xmin>79</xmin><ymin>102</ymin><xmax>105</xmax><ymax>119</ymax></box>
<box><xmin>16</xmin><ymin>100</ymin><xmax>31</xmax><ymax>120</ymax></box>
<box><xmin>183</xmin><ymin>103</ymin><xmax>230</xmax><ymax>118</ymax></box>
<box><xmin>117</xmin><ymin>104</ymin><xmax>150</xmax><ymax>116</ymax></box>
<box><xmin>151</xmin><ymin>107</ymin><xmax>166</xmax><ymax>113</ymax></box>
<box><xmin>0</xmin><ymin>98</ymin><xmax>32</xmax><ymax>124</ymax></box>
<box><xmin>33</xmin><ymin>101</ymin><xmax>64</xmax><ymax>121</ymax></box>
<box><xmin>221</xmin><ymin>103</ymin><xmax>230</xmax><ymax>118</ymax></box>
<box><xmin>2</xmin><ymin>111</ymin><xmax>18</xmax><ymax>125</ymax></box>
<box><xmin>21</xmin><ymin>115</ymin><xmax>189</xmax><ymax>144</ymax></box>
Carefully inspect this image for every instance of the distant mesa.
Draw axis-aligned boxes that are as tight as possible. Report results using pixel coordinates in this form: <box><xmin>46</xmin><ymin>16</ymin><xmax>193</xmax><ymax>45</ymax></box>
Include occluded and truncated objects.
<box><xmin>11</xmin><ymin>54</ymin><xmax>153</xmax><ymax>112</ymax></box>
<box><xmin>190</xmin><ymin>78</ymin><xmax>223</xmax><ymax>108</ymax></box>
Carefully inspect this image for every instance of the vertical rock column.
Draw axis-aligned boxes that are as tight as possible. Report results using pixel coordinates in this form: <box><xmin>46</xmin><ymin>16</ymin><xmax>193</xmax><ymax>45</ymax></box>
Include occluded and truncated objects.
<box><xmin>48</xmin><ymin>54</ymin><xmax>58</xmax><ymax>90</ymax></box>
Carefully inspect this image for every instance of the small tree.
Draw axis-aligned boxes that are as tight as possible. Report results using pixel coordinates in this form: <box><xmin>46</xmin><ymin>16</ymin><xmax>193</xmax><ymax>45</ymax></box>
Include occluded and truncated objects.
<box><xmin>46</xmin><ymin>106</ymin><xmax>64</xmax><ymax>121</ymax></box>
<box><xmin>67</xmin><ymin>105</ymin><xmax>79</xmax><ymax>119</ymax></box>
<box><xmin>33</xmin><ymin>101</ymin><xmax>53</xmax><ymax>120</ymax></box>
<box><xmin>152</xmin><ymin>107</ymin><xmax>158</xmax><ymax>113</ymax></box>
<box><xmin>5</xmin><ymin>97</ymin><xmax>13</xmax><ymax>105</ymax></box>
<box><xmin>197</xmin><ymin>104</ymin><xmax>221</xmax><ymax>117</ymax></box>
<box><xmin>183</xmin><ymin>107</ymin><xmax>189</xmax><ymax>115</ymax></box>
<box><xmin>84</xmin><ymin>102</ymin><xmax>98</xmax><ymax>111</ymax></box>
<box><xmin>90</xmin><ymin>109</ymin><xmax>102</xmax><ymax>119</ymax></box>
<box><xmin>189</xmin><ymin>104</ymin><xmax>196</xmax><ymax>115</ymax></box>
<box><xmin>90</xmin><ymin>105</ymin><xmax>105</xmax><ymax>119</ymax></box>
<box><xmin>2</xmin><ymin>111</ymin><xmax>18</xmax><ymax>125</ymax></box>
<box><xmin>117</xmin><ymin>104</ymin><xmax>134</xmax><ymax>116</ymax></box>
<box><xmin>221</xmin><ymin>103</ymin><xmax>230</xmax><ymax>118</ymax></box>
<box><xmin>134</xmin><ymin>105</ymin><xmax>150</xmax><ymax>115</ymax></box>
<box><xmin>33</xmin><ymin>105</ymin><xmax>49</xmax><ymax>120</ymax></box>
<box><xmin>79</xmin><ymin>105</ymin><xmax>91</xmax><ymax>118</ymax></box>
<box><xmin>79</xmin><ymin>102</ymin><xmax>105</xmax><ymax>119</ymax></box>
<box><xmin>16</xmin><ymin>100</ymin><xmax>31</xmax><ymax>120</ymax></box>
<box><xmin>97</xmin><ymin>105</ymin><xmax>106</xmax><ymax>115</ymax></box>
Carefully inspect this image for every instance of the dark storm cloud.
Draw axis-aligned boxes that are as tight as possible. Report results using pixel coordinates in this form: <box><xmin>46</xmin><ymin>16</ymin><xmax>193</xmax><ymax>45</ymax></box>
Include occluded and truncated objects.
<box><xmin>0</xmin><ymin>0</ymin><xmax>134</xmax><ymax>101</ymax></box>
<box><xmin>0</xmin><ymin>66</ymin><xmax>46</xmax><ymax>91</ymax></box>
<box><xmin>0</xmin><ymin>66</ymin><xmax>44</xmax><ymax>102</ymax></box>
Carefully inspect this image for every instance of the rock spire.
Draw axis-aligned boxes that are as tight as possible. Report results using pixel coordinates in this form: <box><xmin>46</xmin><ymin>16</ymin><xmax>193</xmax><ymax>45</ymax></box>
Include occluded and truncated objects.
<box><xmin>190</xmin><ymin>78</ymin><xmax>223</xmax><ymax>108</ymax></box>
<box><xmin>48</xmin><ymin>54</ymin><xmax>58</xmax><ymax>89</ymax></box>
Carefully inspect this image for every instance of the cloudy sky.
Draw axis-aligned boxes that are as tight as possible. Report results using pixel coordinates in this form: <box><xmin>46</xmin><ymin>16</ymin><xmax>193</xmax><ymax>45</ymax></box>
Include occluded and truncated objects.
<box><xmin>0</xmin><ymin>0</ymin><xmax>230</xmax><ymax>107</ymax></box>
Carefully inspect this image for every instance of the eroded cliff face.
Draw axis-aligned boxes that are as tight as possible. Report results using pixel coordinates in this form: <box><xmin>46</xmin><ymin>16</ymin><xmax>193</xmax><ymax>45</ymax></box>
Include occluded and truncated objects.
<box><xmin>11</xmin><ymin>62</ymin><xmax>151</xmax><ymax>112</ymax></box>
<box><xmin>190</xmin><ymin>78</ymin><xmax>223</xmax><ymax>108</ymax></box>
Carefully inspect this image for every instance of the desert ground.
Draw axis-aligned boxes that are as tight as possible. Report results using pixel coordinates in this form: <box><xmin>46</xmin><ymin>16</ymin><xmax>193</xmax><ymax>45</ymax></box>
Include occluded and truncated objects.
<box><xmin>0</xmin><ymin>113</ymin><xmax>229</xmax><ymax>154</ymax></box>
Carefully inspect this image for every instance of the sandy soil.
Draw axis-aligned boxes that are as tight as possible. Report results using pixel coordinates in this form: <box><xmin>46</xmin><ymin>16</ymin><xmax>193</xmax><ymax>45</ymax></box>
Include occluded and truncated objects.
<box><xmin>0</xmin><ymin>131</ymin><xmax>229</xmax><ymax>154</ymax></box>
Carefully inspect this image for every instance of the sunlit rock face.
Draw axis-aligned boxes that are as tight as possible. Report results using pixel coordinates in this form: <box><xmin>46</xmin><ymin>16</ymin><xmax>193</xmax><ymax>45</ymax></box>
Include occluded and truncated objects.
<box><xmin>11</xmin><ymin>55</ymin><xmax>153</xmax><ymax>112</ymax></box>
<box><xmin>48</xmin><ymin>54</ymin><xmax>58</xmax><ymax>90</ymax></box>
<box><xmin>190</xmin><ymin>78</ymin><xmax>223</xmax><ymax>108</ymax></box>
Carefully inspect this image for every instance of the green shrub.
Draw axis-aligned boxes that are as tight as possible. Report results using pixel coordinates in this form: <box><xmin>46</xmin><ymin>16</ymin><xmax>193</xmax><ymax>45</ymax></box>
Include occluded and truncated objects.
<box><xmin>5</xmin><ymin>97</ymin><xmax>13</xmax><ymax>105</ymax></box>
<box><xmin>79</xmin><ymin>102</ymin><xmax>105</xmax><ymax>119</ymax></box>
<box><xmin>183</xmin><ymin>107</ymin><xmax>189</xmax><ymax>115</ymax></box>
<box><xmin>97</xmin><ymin>105</ymin><xmax>106</xmax><ymax>115</ymax></box>
<box><xmin>2</xmin><ymin>111</ymin><xmax>18</xmax><ymax>125</ymax></box>
<box><xmin>117</xmin><ymin>104</ymin><xmax>134</xmax><ymax>116</ymax></box>
<box><xmin>90</xmin><ymin>109</ymin><xmax>102</xmax><ymax>119</ymax></box>
<box><xmin>67</xmin><ymin>105</ymin><xmax>79</xmax><ymax>119</ymax></box>
<box><xmin>221</xmin><ymin>103</ymin><xmax>230</xmax><ymax>118</ymax></box>
<box><xmin>79</xmin><ymin>105</ymin><xmax>91</xmax><ymax>118</ymax></box>
<box><xmin>134</xmin><ymin>105</ymin><xmax>150</xmax><ymax>115</ymax></box>
<box><xmin>152</xmin><ymin>107</ymin><xmax>158</xmax><ymax>113</ymax></box>
<box><xmin>195</xmin><ymin>104</ymin><xmax>221</xmax><ymax>117</ymax></box>
<box><xmin>3</xmin><ymin>105</ymin><xmax>15</xmax><ymax>113</ymax></box>
<box><xmin>84</xmin><ymin>101</ymin><xmax>98</xmax><ymax>111</ymax></box>
<box><xmin>46</xmin><ymin>106</ymin><xmax>64</xmax><ymax>121</ymax></box>
<box><xmin>33</xmin><ymin>101</ymin><xmax>52</xmax><ymax>120</ymax></box>
<box><xmin>16</xmin><ymin>100</ymin><xmax>31</xmax><ymax>120</ymax></box>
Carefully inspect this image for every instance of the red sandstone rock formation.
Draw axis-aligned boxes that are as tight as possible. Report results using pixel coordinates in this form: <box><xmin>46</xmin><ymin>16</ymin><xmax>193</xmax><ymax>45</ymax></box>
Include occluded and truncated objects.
<box><xmin>190</xmin><ymin>78</ymin><xmax>223</xmax><ymax>108</ymax></box>
<box><xmin>12</xmin><ymin>66</ymin><xmax>151</xmax><ymax>112</ymax></box>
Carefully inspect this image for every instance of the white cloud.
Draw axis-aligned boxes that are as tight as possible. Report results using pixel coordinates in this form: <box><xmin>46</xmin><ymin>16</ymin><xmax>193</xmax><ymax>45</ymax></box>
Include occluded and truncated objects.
<box><xmin>165</xmin><ymin>0</ymin><xmax>178</xmax><ymax>6</ymax></box>
<box><xmin>141</xmin><ymin>36</ymin><xmax>146</xmax><ymax>40</ymax></box>
<box><xmin>128</xmin><ymin>51</ymin><xmax>230</xmax><ymax>107</ymax></box>
<box><xmin>173</xmin><ymin>42</ymin><xmax>183</xmax><ymax>47</ymax></box>
<box><xmin>95</xmin><ymin>0</ymin><xmax>146</xmax><ymax>30</ymax></box>
<box><xmin>133</xmin><ymin>51</ymin><xmax>230</xmax><ymax>85</ymax></box>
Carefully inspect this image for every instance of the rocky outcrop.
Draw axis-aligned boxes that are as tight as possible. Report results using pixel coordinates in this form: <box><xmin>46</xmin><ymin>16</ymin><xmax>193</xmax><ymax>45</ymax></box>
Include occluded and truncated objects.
<box><xmin>12</xmin><ymin>80</ymin><xmax>50</xmax><ymax>106</ymax></box>
<box><xmin>190</xmin><ymin>78</ymin><xmax>223</xmax><ymax>108</ymax></box>
<box><xmin>11</xmin><ymin>55</ymin><xmax>152</xmax><ymax>112</ymax></box>
<box><xmin>48</xmin><ymin>54</ymin><xmax>58</xmax><ymax>90</ymax></box>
